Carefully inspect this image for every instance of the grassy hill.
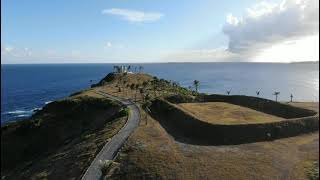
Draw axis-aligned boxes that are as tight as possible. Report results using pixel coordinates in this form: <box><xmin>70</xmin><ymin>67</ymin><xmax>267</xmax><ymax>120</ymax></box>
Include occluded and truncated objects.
<box><xmin>1</xmin><ymin>72</ymin><xmax>318</xmax><ymax>180</ymax></box>
<box><xmin>1</xmin><ymin>95</ymin><xmax>128</xmax><ymax>179</ymax></box>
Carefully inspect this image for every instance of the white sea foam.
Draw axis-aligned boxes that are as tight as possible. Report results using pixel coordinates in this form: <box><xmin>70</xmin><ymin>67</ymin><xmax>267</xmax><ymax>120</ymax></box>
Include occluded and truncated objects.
<box><xmin>45</xmin><ymin>101</ymin><xmax>52</xmax><ymax>105</ymax></box>
<box><xmin>16</xmin><ymin>114</ymin><xmax>30</xmax><ymax>118</ymax></box>
<box><xmin>32</xmin><ymin>107</ymin><xmax>42</xmax><ymax>111</ymax></box>
<box><xmin>2</xmin><ymin>110</ymin><xmax>30</xmax><ymax>115</ymax></box>
<box><xmin>2</xmin><ymin>107</ymin><xmax>41</xmax><ymax>116</ymax></box>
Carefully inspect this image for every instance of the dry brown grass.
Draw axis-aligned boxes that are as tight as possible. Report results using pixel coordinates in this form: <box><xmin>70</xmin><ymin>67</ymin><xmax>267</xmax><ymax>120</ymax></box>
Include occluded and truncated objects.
<box><xmin>177</xmin><ymin>102</ymin><xmax>284</xmax><ymax>124</ymax></box>
<box><xmin>288</xmin><ymin>102</ymin><xmax>319</xmax><ymax>113</ymax></box>
<box><xmin>110</xmin><ymin>101</ymin><xmax>319</xmax><ymax>180</ymax></box>
<box><xmin>74</xmin><ymin>73</ymin><xmax>319</xmax><ymax>180</ymax></box>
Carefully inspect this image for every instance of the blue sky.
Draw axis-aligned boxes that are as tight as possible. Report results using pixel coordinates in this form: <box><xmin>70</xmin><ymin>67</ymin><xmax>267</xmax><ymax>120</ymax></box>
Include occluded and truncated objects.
<box><xmin>1</xmin><ymin>0</ymin><xmax>319</xmax><ymax>63</ymax></box>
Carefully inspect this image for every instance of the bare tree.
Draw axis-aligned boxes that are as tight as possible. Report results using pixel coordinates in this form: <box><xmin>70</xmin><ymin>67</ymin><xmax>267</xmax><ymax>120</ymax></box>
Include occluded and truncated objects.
<box><xmin>226</xmin><ymin>90</ymin><xmax>231</xmax><ymax>95</ymax></box>
<box><xmin>290</xmin><ymin>94</ymin><xmax>293</xmax><ymax>102</ymax></box>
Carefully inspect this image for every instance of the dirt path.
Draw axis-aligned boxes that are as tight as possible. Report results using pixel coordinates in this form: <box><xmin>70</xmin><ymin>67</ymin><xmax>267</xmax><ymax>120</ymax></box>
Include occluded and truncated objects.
<box><xmin>81</xmin><ymin>90</ymin><xmax>140</xmax><ymax>180</ymax></box>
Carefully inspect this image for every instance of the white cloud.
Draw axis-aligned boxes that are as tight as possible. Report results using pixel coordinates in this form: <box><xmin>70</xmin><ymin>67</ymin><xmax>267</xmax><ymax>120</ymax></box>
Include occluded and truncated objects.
<box><xmin>102</xmin><ymin>8</ymin><xmax>164</xmax><ymax>23</ymax></box>
<box><xmin>1</xmin><ymin>45</ymin><xmax>32</xmax><ymax>57</ymax></box>
<box><xmin>253</xmin><ymin>34</ymin><xmax>319</xmax><ymax>62</ymax></box>
<box><xmin>223</xmin><ymin>0</ymin><xmax>319</xmax><ymax>54</ymax></box>
<box><xmin>1</xmin><ymin>45</ymin><xmax>14</xmax><ymax>55</ymax></box>
<box><xmin>105</xmin><ymin>42</ymin><xmax>112</xmax><ymax>48</ymax></box>
<box><xmin>167</xmin><ymin>0</ymin><xmax>319</xmax><ymax>62</ymax></box>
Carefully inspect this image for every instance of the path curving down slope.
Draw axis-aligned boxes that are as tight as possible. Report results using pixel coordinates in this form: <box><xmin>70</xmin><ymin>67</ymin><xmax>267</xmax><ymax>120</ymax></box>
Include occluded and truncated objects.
<box><xmin>81</xmin><ymin>90</ymin><xmax>140</xmax><ymax>180</ymax></box>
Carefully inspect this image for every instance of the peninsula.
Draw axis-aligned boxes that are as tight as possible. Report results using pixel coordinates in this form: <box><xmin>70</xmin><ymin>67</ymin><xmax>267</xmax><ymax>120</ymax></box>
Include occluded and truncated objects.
<box><xmin>1</xmin><ymin>71</ymin><xmax>319</xmax><ymax>180</ymax></box>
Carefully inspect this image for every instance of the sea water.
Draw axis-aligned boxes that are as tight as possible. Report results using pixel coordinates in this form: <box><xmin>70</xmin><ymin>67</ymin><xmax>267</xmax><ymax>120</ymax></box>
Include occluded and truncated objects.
<box><xmin>1</xmin><ymin>62</ymin><xmax>319</xmax><ymax>124</ymax></box>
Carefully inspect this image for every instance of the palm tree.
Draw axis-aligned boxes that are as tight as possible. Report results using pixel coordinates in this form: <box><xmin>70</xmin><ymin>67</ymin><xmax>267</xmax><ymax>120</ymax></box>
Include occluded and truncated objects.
<box><xmin>125</xmin><ymin>84</ymin><xmax>130</xmax><ymax>97</ymax></box>
<box><xmin>142</xmin><ymin>81</ymin><xmax>148</xmax><ymax>89</ymax></box>
<box><xmin>139</xmin><ymin>66</ymin><xmax>144</xmax><ymax>73</ymax></box>
<box><xmin>256</xmin><ymin>90</ymin><xmax>260</xmax><ymax>96</ymax></box>
<box><xmin>142</xmin><ymin>95</ymin><xmax>152</xmax><ymax>125</ymax></box>
<box><xmin>172</xmin><ymin>81</ymin><xmax>179</xmax><ymax>94</ymax></box>
<box><xmin>135</xmin><ymin>84</ymin><xmax>140</xmax><ymax>101</ymax></box>
<box><xmin>193</xmin><ymin>80</ymin><xmax>200</xmax><ymax>93</ymax></box>
<box><xmin>151</xmin><ymin>80</ymin><xmax>158</xmax><ymax>97</ymax></box>
<box><xmin>273</xmin><ymin>91</ymin><xmax>280</xmax><ymax>102</ymax></box>
<box><xmin>130</xmin><ymin>84</ymin><xmax>135</xmax><ymax>100</ymax></box>
<box><xmin>139</xmin><ymin>88</ymin><xmax>145</xmax><ymax>102</ymax></box>
<box><xmin>113</xmin><ymin>66</ymin><xmax>120</xmax><ymax>73</ymax></box>
<box><xmin>290</xmin><ymin>94</ymin><xmax>293</xmax><ymax>102</ymax></box>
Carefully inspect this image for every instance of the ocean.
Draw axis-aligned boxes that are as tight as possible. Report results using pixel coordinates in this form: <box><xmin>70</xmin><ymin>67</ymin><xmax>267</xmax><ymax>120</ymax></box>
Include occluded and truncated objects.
<box><xmin>1</xmin><ymin>62</ymin><xmax>319</xmax><ymax>124</ymax></box>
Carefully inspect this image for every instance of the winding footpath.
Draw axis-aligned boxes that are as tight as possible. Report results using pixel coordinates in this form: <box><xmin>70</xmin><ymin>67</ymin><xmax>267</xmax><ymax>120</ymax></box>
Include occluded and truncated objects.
<box><xmin>81</xmin><ymin>90</ymin><xmax>140</xmax><ymax>180</ymax></box>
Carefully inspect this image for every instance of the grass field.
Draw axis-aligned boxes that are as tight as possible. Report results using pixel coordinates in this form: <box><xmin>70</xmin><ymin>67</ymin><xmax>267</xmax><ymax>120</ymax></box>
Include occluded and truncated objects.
<box><xmin>91</xmin><ymin>74</ymin><xmax>319</xmax><ymax>180</ymax></box>
<box><xmin>110</xmin><ymin>101</ymin><xmax>319</xmax><ymax>180</ymax></box>
<box><xmin>66</xmin><ymin>73</ymin><xmax>319</xmax><ymax>179</ymax></box>
<box><xmin>177</xmin><ymin>102</ymin><xmax>285</xmax><ymax>124</ymax></box>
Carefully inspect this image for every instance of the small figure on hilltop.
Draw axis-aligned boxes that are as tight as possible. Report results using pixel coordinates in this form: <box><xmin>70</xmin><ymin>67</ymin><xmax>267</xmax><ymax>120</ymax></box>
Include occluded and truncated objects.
<box><xmin>273</xmin><ymin>91</ymin><xmax>280</xmax><ymax>102</ymax></box>
<box><xmin>290</xmin><ymin>94</ymin><xmax>293</xmax><ymax>102</ymax></box>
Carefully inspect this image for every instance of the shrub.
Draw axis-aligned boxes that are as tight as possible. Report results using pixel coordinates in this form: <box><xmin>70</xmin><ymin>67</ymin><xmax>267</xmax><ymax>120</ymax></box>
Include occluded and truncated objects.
<box><xmin>119</xmin><ymin>108</ymin><xmax>129</xmax><ymax>117</ymax></box>
<box><xmin>307</xmin><ymin>161</ymin><xmax>319</xmax><ymax>180</ymax></box>
<box><xmin>99</xmin><ymin>160</ymin><xmax>113</xmax><ymax>176</ymax></box>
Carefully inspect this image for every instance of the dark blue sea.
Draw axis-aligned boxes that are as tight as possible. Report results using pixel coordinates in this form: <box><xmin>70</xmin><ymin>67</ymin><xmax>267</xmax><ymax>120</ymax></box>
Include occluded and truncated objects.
<box><xmin>1</xmin><ymin>62</ymin><xmax>319</xmax><ymax>124</ymax></box>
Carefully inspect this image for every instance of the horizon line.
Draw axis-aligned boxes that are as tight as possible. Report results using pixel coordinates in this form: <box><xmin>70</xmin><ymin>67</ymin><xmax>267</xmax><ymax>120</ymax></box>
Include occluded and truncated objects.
<box><xmin>2</xmin><ymin>60</ymin><xmax>319</xmax><ymax>65</ymax></box>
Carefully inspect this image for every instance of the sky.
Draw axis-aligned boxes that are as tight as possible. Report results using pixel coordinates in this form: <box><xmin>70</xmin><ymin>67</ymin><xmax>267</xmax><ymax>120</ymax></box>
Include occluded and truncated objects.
<box><xmin>1</xmin><ymin>0</ymin><xmax>319</xmax><ymax>64</ymax></box>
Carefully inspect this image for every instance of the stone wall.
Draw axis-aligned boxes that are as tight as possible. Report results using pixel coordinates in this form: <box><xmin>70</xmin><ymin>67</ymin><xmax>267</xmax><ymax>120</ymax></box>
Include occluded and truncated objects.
<box><xmin>202</xmin><ymin>94</ymin><xmax>317</xmax><ymax>118</ymax></box>
<box><xmin>150</xmin><ymin>98</ymin><xmax>319</xmax><ymax>145</ymax></box>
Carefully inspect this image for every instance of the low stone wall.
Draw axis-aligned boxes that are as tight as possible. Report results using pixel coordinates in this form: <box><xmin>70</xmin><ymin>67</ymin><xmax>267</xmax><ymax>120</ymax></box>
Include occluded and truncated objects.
<box><xmin>150</xmin><ymin>99</ymin><xmax>319</xmax><ymax>145</ymax></box>
<box><xmin>202</xmin><ymin>94</ymin><xmax>317</xmax><ymax>118</ymax></box>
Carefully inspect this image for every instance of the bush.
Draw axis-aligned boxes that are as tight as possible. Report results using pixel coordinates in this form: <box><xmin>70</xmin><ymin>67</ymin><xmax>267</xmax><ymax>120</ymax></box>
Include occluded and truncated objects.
<box><xmin>119</xmin><ymin>108</ymin><xmax>129</xmax><ymax>117</ymax></box>
<box><xmin>307</xmin><ymin>161</ymin><xmax>319</xmax><ymax>180</ymax></box>
<box><xmin>1</xmin><ymin>96</ymin><xmax>122</xmax><ymax>170</ymax></box>
<box><xmin>99</xmin><ymin>160</ymin><xmax>113</xmax><ymax>176</ymax></box>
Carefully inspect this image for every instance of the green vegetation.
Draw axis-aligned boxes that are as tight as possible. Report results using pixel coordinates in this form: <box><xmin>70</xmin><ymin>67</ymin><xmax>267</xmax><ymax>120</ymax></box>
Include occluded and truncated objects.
<box><xmin>99</xmin><ymin>160</ymin><xmax>114</xmax><ymax>176</ymax></box>
<box><xmin>69</xmin><ymin>89</ymin><xmax>90</xmax><ymax>97</ymax></box>
<box><xmin>1</xmin><ymin>96</ymin><xmax>123</xmax><ymax>171</ymax></box>
<box><xmin>3</xmin><ymin>72</ymin><xmax>317</xmax><ymax>180</ymax></box>
<box><xmin>119</xmin><ymin>107</ymin><xmax>130</xmax><ymax>117</ymax></box>
<box><xmin>193</xmin><ymin>80</ymin><xmax>200</xmax><ymax>93</ymax></box>
<box><xmin>306</xmin><ymin>161</ymin><xmax>319</xmax><ymax>180</ymax></box>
